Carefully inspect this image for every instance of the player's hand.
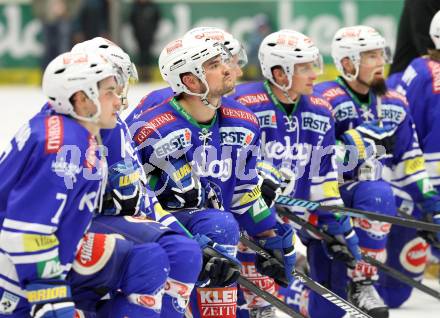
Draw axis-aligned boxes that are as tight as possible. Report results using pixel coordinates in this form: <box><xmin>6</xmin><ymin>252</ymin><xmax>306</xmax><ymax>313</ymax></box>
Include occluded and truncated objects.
<box><xmin>257</xmin><ymin>161</ymin><xmax>282</xmax><ymax>208</ymax></box>
<box><xmin>419</xmin><ymin>198</ymin><xmax>440</xmax><ymax>248</ymax></box>
<box><xmin>194</xmin><ymin>234</ymin><xmax>241</xmax><ymax>287</ymax></box>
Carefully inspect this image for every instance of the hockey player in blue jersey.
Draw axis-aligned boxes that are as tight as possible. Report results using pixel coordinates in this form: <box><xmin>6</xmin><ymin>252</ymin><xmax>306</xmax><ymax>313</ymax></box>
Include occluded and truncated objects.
<box><xmin>231</xmin><ymin>29</ymin><xmax>362</xmax><ymax>318</ymax></box>
<box><xmin>67</xmin><ymin>37</ymin><xmax>205</xmax><ymax>318</ymax></box>
<box><xmin>0</xmin><ymin>52</ymin><xmax>171</xmax><ymax>317</ymax></box>
<box><xmin>379</xmin><ymin>11</ymin><xmax>440</xmax><ymax>307</ymax></box>
<box><xmin>128</xmin><ymin>37</ymin><xmax>296</xmax><ymax>318</ymax></box>
<box><xmin>315</xmin><ymin>25</ymin><xmax>440</xmax><ymax>316</ymax></box>
<box><xmin>125</xmin><ymin>26</ymin><xmax>248</xmax><ymax>123</ymax></box>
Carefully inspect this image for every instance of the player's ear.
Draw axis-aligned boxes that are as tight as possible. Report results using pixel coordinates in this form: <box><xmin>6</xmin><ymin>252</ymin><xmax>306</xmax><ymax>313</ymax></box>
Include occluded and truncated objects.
<box><xmin>272</xmin><ymin>66</ymin><xmax>288</xmax><ymax>86</ymax></box>
<box><xmin>70</xmin><ymin>91</ymin><xmax>91</xmax><ymax>116</ymax></box>
<box><xmin>341</xmin><ymin>57</ymin><xmax>355</xmax><ymax>75</ymax></box>
<box><xmin>181</xmin><ymin>73</ymin><xmax>201</xmax><ymax>93</ymax></box>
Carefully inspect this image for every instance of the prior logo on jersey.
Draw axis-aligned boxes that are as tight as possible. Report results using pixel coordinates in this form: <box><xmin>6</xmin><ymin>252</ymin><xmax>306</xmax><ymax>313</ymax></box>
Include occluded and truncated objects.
<box><xmin>255</xmin><ymin>110</ymin><xmax>277</xmax><ymax>128</ymax></box>
<box><xmin>219</xmin><ymin>127</ymin><xmax>255</xmax><ymax>146</ymax></box>
<box><xmin>45</xmin><ymin>115</ymin><xmax>64</xmax><ymax>154</ymax></box>
<box><xmin>152</xmin><ymin>128</ymin><xmax>192</xmax><ymax>158</ymax></box>
<box><xmin>301</xmin><ymin>112</ymin><xmax>331</xmax><ymax>134</ymax></box>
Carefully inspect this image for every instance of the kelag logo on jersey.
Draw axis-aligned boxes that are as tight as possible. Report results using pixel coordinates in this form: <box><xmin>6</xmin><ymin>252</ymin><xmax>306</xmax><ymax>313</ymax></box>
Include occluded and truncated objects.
<box><xmin>255</xmin><ymin>110</ymin><xmax>277</xmax><ymax>128</ymax></box>
<box><xmin>153</xmin><ymin>128</ymin><xmax>192</xmax><ymax>158</ymax></box>
<box><xmin>333</xmin><ymin>101</ymin><xmax>358</xmax><ymax>121</ymax></box>
<box><xmin>219</xmin><ymin>127</ymin><xmax>254</xmax><ymax>146</ymax></box>
<box><xmin>301</xmin><ymin>112</ymin><xmax>330</xmax><ymax>134</ymax></box>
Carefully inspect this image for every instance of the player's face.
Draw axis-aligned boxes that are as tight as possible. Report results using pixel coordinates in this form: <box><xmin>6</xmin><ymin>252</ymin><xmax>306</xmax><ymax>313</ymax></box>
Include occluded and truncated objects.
<box><xmin>291</xmin><ymin>61</ymin><xmax>318</xmax><ymax>95</ymax></box>
<box><xmin>203</xmin><ymin>55</ymin><xmax>235</xmax><ymax>97</ymax></box>
<box><xmin>358</xmin><ymin>49</ymin><xmax>386</xmax><ymax>85</ymax></box>
<box><xmin>230</xmin><ymin>54</ymin><xmax>243</xmax><ymax>80</ymax></box>
<box><xmin>98</xmin><ymin>76</ymin><xmax>122</xmax><ymax>129</ymax></box>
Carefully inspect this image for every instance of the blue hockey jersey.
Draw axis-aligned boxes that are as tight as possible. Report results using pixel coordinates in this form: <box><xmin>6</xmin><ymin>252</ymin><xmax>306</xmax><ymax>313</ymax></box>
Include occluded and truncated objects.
<box><xmin>128</xmin><ymin>96</ymin><xmax>275</xmax><ymax>236</ymax></box>
<box><xmin>0</xmin><ymin>107</ymin><xmax>105</xmax><ymax>299</ymax></box>
<box><xmin>315</xmin><ymin>77</ymin><xmax>439</xmax><ymax>204</ymax></box>
<box><xmin>231</xmin><ymin>80</ymin><xmax>343</xmax><ymax>208</ymax></box>
<box><xmin>395</xmin><ymin>57</ymin><xmax>440</xmax><ymax>189</ymax></box>
<box><xmin>125</xmin><ymin>87</ymin><xmax>173</xmax><ymax>124</ymax></box>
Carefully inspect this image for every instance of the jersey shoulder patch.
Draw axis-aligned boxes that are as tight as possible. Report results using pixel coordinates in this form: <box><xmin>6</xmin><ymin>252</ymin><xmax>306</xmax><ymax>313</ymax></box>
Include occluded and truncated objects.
<box><xmin>44</xmin><ymin>114</ymin><xmax>64</xmax><ymax>154</ymax></box>
<box><xmin>134</xmin><ymin>110</ymin><xmax>177</xmax><ymax>145</ymax></box>
<box><xmin>384</xmin><ymin>90</ymin><xmax>409</xmax><ymax>107</ymax></box>
<box><xmin>220</xmin><ymin>102</ymin><xmax>259</xmax><ymax>126</ymax></box>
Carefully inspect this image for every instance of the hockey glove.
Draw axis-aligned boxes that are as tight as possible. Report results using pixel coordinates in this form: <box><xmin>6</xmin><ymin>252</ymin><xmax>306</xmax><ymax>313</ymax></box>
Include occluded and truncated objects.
<box><xmin>102</xmin><ymin>159</ymin><xmax>144</xmax><ymax>216</ymax></box>
<box><xmin>419</xmin><ymin>198</ymin><xmax>440</xmax><ymax>248</ymax></box>
<box><xmin>257</xmin><ymin>161</ymin><xmax>282</xmax><ymax>208</ymax></box>
<box><xmin>355</xmin><ymin>120</ymin><xmax>397</xmax><ymax>155</ymax></box>
<box><xmin>26</xmin><ymin>281</ymin><xmax>75</xmax><ymax>318</ymax></box>
<box><xmin>255</xmin><ymin>222</ymin><xmax>296</xmax><ymax>287</ymax></box>
<box><xmin>319</xmin><ymin>214</ymin><xmax>361</xmax><ymax>268</ymax></box>
<box><xmin>194</xmin><ymin>234</ymin><xmax>241</xmax><ymax>287</ymax></box>
<box><xmin>156</xmin><ymin>157</ymin><xmax>204</xmax><ymax>210</ymax></box>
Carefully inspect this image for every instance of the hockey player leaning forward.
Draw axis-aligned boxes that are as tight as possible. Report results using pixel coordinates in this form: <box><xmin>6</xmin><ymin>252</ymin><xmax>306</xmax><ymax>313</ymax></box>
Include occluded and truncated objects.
<box><xmin>64</xmin><ymin>37</ymin><xmax>205</xmax><ymax>318</ymax></box>
<box><xmin>315</xmin><ymin>25</ymin><xmax>440</xmax><ymax>316</ymax></box>
<box><xmin>383</xmin><ymin>11</ymin><xmax>440</xmax><ymax>307</ymax></box>
<box><xmin>0</xmin><ymin>52</ymin><xmax>171</xmax><ymax>317</ymax></box>
<box><xmin>129</xmin><ymin>37</ymin><xmax>296</xmax><ymax>318</ymax></box>
<box><xmin>231</xmin><ymin>29</ymin><xmax>362</xmax><ymax>318</ymax></box>
<box><xmin>126</xmin><ymin>26</ymin><xmax>248</xmax><ymax>122</ymax></box>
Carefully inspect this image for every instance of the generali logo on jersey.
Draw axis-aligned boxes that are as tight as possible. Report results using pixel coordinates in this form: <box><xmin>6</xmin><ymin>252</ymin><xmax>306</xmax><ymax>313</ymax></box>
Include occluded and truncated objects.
<box><xmin>236</xmin><ymin>93</ymin><xmax>270</xmax><ymax>106</ymax></box>
<box><xmin>221</xmin><ymin>107</ymin><xmax>258</xmax><ymax>125</ymax></box>
<box><xmin>322</xmin><ymin>87</ymin><xmax>345</xmax><ymax>101</ymax></box>
<box><xmin>45</xmin><ymin>115</ymin><xmax>63</xmax><ymax>154</ymax></box>
<box><xmin>134</xmin><ymin>112</ymin><xmax>176</xmax><ymax>144</ymax></box>
<box><xmin>197</xmin><ymin>287</ymin><xmax>237</xmax><ymax>318</ymax></box>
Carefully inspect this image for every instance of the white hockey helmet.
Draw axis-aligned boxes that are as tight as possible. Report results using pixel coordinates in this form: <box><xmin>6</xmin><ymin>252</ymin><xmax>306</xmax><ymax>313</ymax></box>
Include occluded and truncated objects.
<box><xmin>183</xmin><ymin>26</ymin><xmax>248</xmax><ymax>67</ymax></box>
<box><xmin>158</xmin><ymin>37</ymin><xmax>226</xmax><ymax>105</ymax></box>
<box><xmin>42</xmin><ymin>51</ymin><xmax>117</xmax><ymax>122</ymax></box>
<box><xmin>331</xmin><ymin>25</ymin><xmax>392</xmax><ymax>81</ymax></box>
<box><xmin>72</xmin><ymin>37</ymin><xmax>138</xmax><ymax>84</ymax></box>
<box><xmin>258</xmin><ymin>29</ymin><xmax>323</xmax><ymax>91</ymax></box>
<box><xmin>430</xmin><ymin>11</ymin><xmax>440</xmax><ymax>50</ymax></box>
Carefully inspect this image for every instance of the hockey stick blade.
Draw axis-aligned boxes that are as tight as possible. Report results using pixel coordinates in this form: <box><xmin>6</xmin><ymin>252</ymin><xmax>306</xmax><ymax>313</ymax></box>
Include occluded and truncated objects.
<box><xmin>275</xmin><ymin>195</ymin><xmax>440</xmax><ymax>232</ymax></box>
<box><xmin>277</xmin><ymin>208</ymin><xmax>440</xmax><ymax>301</ymax></box>
<box><xmin>237</xmin><ymin>276</ymin><xmax>305</xmax><ymax>318</ymax></box>
<box><xmin>239</xmin><ymin>235</ymin><xmax>373</xmax><ymax>318</ymax></box>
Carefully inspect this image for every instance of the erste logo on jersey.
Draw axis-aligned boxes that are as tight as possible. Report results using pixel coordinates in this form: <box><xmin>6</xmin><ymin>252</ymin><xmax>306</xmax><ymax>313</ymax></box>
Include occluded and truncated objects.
<box><xmin>255</xmin><ymin>110</ymin><xmax>277</xmax><ymax>128</ymax></box>
<box><xmin>236</xmin><ymin>93</ymin><xmax>270</xmax><ymax>106</ymax></box>
<box><xmin>301</xmin><ymin>112</ymin><xmax>330</xmax><ymax>134</ymax></box>
<box><xmin>221</xmin><ymin>107</ymin><xmax>258</xmax><ymax>125</ymax></box>
<box><xmin>219</xmin><ymin>127</ymin><xmax>255</xmax><ymax>146</ymax></box>
<box><xmin>380</xmin><ymin>104</ymin><xmax>406</xmax><ymax>124</ymax></box>
<box><xmin>333</xmin><ymin>101</ymin><xmax>358</xmax><ymax>121</ymax></box>
<box><xmin>153</xmin><ymin>128</ymin><xmax>192</xmax><ymax>158</ymax></box>
<box><xmin>134</xmin><ymin>112</ymin><xmax>176</xmax><ymax>144</ymax></box>
<box><xmin>45</xmin><ymin>115</ymin><xmax>64</xmax><ymax>154</ymax></box>
<box><xmin>428</xmin><ymin>60</ymin><xmax>440</xmax><ymax>94</ymax></box>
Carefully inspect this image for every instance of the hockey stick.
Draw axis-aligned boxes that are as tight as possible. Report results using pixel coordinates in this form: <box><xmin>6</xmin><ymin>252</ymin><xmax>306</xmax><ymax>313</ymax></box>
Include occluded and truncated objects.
<box><xmin>275</xmin><ymin>195</ymin><xmax>440</xmax><ymax>232</ymax></box>
<box><xmin>239</xmin><ymin>235</ymin><xmax>373</xmax><ymax>318</ymax></box>
<box><xmin>93</xmin><ymin>218</ymin><xmax>304</xmax><ymax>317</ymax></box>
<box><xmin>276</xmin><ymin>207</ymin><xmax>440</xmax><ymax>301</ymax></box>
<box><xmin>236</xmin><ymin>275</ymin><xmax>305</xmax><ymax>318</ymax></box>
